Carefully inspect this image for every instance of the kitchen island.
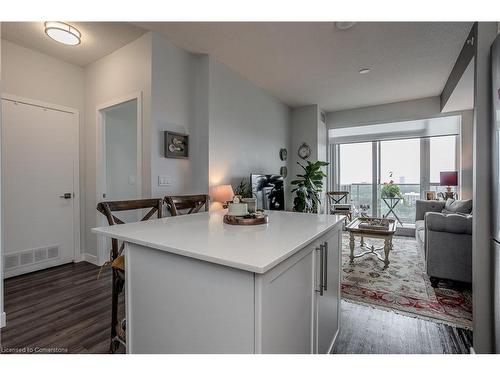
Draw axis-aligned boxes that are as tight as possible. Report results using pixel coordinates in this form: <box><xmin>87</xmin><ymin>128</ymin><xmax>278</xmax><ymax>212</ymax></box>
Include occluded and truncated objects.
<box><xmin>92</xmin><ymin>210</ymin><xmax>344</xmax><ymax>354</ymax></box>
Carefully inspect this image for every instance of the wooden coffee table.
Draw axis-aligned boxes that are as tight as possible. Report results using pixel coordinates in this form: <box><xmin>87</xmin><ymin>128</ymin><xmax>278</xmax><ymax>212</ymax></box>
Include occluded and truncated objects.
<box><xmin>345</xmin><ymin>217</ymin><xmax>396</xmax><ymax>268</ymax></box>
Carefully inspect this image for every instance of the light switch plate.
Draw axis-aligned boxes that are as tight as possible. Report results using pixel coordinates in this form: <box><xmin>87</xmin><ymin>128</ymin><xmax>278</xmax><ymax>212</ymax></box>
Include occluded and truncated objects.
<box><xmin>158</xmin><ymin>175</ymin><xmax>171</xmax><ymax>186</ymax></box>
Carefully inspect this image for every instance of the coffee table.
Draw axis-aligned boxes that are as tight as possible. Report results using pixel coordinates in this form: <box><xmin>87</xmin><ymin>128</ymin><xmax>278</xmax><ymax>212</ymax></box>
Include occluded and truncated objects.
<box><xmin>345</xmin><ymin>217</ymin><xmax>396</xmax><ymax>268</ymax></box>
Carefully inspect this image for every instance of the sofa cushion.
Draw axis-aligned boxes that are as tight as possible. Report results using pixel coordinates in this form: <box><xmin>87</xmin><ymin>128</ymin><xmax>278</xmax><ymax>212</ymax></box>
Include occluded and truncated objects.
<box><xmin>426</xmin><ymin>212</ymin><xmax>473</xmax><ymax>235</ymax></box>
<box><xmin>442</xmin><ymin>198</ymin><xmax>472</xmax><ymax>215</ymax></box>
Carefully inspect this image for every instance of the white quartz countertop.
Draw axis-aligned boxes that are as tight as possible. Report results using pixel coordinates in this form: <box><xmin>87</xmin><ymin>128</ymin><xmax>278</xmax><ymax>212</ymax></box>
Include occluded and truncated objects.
<box><xmin>92</xmin><ymin>210</ymin><xmax>343</xmax><ymax>274</ymax></box>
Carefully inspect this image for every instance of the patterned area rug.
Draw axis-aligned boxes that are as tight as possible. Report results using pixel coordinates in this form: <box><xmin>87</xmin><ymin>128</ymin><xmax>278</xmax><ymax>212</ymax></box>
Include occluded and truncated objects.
<box><xmin>341</xmin><ymin>233</ymin><xmax>473</xmax><ymax>329</ymax></box>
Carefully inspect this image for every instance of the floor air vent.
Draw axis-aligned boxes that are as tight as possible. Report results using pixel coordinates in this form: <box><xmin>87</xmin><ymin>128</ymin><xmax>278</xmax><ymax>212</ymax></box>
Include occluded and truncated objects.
<box><xmin>4</xmin><ymin>254</ymin><xmax>19</xmax><ymax>270</ymax></box>
<box><xmin>4</xmin><ymin>245</ymin><xmax>60</xmax><ymax>272</ymax></box>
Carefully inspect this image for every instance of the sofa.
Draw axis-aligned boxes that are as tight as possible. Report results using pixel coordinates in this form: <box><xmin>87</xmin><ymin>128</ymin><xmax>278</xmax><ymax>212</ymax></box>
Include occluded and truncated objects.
<box><xmin>415</xmin><ymin>199</ymin><xmax>472</xmax><ymax>285</ymax></box>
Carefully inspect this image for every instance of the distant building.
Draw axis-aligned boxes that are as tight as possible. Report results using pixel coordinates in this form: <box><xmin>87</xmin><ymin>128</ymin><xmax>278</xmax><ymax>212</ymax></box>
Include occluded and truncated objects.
<box><xmin>404</xmin><ymin>192</ymin><xmax>420</xmax><ymax>206</ymax></box>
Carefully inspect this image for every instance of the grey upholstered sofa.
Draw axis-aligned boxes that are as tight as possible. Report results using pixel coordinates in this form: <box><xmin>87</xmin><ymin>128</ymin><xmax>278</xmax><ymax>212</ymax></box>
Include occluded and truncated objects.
<box><xmin>415</xmin><ymin>199</ymin><xmax>472</xmax><ymax>285</ymax></box>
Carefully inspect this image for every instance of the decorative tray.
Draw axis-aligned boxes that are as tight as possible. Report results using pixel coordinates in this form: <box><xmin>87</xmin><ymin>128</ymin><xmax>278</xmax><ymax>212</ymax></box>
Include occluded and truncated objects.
<box><xmin>223</xmin><ymin>213</ymin><xmax>269</xmax><ymax>226</ymax></box>
<box><xmin>357</xmin><ymin>218</ymin><xmax>390</xmax><ymax>231</ymax></box>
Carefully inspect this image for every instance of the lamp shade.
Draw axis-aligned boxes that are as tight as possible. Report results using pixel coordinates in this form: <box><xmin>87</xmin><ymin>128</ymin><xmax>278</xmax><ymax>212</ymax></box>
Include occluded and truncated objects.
<box><xmin>440</xmin><ymin>171</ymin><xmax>458</xmax><ymax>186</ymax></box>
<box><xmin>209</xmin><ymin>184</ymin><xmax>234</xmax><ymax>203</ymax></box>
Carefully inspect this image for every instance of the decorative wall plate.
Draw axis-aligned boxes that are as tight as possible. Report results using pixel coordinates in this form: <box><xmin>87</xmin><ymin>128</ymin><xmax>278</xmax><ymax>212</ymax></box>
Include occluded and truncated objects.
<box><xmin>280</xmin><ymin>166</ymin><xmax>288</xmax><ymax>178</ymax></box>
<box><xmin>279</xmin><ymin>148</ymin><xmax>288</xmax><ymax>161</ymax></box>
<box><xmin>298</xmin><ymin>142</ymin><xmax>311</xmax><ymax>160</ymax></box>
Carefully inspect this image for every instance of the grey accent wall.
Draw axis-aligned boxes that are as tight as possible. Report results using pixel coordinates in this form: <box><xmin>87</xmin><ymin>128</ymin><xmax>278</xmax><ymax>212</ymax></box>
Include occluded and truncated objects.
<box><xmin>0</xmin><ymin>27</ymin><xmax>4</xmax><ymax>328</ymax></box>
<box><xmin>472</xmin><ymin>22</ymin><xmax>498</xmax><ymax>354</ymax></box>
<box><xmin>208</xmin><ymin>58</ymin><xmax>290</xmax><ymax>208</ymax></box>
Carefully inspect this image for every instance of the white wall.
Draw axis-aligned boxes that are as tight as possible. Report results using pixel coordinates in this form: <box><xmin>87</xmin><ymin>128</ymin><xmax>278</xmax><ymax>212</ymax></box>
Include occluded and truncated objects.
<box><xmin>104</xmin><ymin>101</ymin><xmax>138</xmax><ymax>201</ymax></box>
<box><xmin>208</xmin><ymin>59</ymin><xmax>290</xmax><ymax>204</ymax></box>
<box><xmin>288</xmin><ymin>105</ymin><xmax>327</xmax><ymax>211</ymax></box>
<box><xmin>84</xmin><ymin>33</ymin><xmax>152</xmax><ymax>258</ymax></box>
<box><xmin>0</xmin><ymin>39</ymin><xmax>85</xmax><ymax>268</ymax></box>
<box><xmin>326</xmin><ymin>96</ymin><xmax>474</xmax><ymax>201</ymax></box>
<box><xmin>150</xmin><ymin>33</ymin><xmax>207</xmax><ymax>199</ymax></box>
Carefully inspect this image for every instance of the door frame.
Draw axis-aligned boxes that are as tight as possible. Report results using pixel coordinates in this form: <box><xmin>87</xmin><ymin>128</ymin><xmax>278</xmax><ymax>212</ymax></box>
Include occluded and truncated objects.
<box><xmin>1</xmin><ymin>93</ymin><xmax>81</xmax><ymax>266</ymax></box>
<box><xmin>95</xmin><ymin>92</ymin><xmax>143</xmax><ymax>265</ymax></box>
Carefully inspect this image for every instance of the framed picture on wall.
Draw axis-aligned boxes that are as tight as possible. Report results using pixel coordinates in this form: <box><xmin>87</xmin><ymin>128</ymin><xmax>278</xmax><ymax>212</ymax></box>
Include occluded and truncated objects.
<box><xmin>164</xmin><ymin>131</ymin><xmax>189</xmax><ymax>158</ymax></box>
<box><xmin>425</xmin><ymin>191</ymin><xmax>437</xmax><ymax>200</ymax></box>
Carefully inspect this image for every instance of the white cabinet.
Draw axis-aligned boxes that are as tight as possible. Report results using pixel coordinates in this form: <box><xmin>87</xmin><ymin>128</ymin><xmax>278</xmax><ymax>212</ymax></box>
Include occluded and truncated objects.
<box><xmin>315</xmin><ymin>227</ymin><xmax>341</xmax><ymax>353</ymax></box>
<box><xmin>255</xmin><ymin>225</ymin><xmax>342</xmax><ymax>354</ymax></box>
<box><xmin>125</xmin><ymin>224</ymin><xmax>342</xmax><ymax>353</ymax></box>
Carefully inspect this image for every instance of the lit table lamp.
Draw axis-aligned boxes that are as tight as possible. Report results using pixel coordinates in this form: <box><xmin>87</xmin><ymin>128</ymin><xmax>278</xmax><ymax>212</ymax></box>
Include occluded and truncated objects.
<box><xmin>209</xmin><ymin>184</ymin><xmax>234</xmax><ymax>208</ymax></box>
<box><xmin>440</xmin><ymin>171</ymin><xmax>458</xmax><ymax>200</ymax></box>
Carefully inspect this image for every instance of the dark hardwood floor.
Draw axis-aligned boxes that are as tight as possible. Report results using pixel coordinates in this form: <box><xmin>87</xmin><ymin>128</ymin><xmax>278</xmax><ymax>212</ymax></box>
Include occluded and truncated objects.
<box><xmin>333</xmin><ymin>301</ymin><xmax>473</xmax><ymax>354</ymax></box>
<box><xmin>0</xmin><ymin>262</ymin><xmax>124</xmax><ymax>354</ymax></box>
<box><xmin>0</xmin><ymin>262</ymin><xmax>472</xmax><ymax>354</ymax></box>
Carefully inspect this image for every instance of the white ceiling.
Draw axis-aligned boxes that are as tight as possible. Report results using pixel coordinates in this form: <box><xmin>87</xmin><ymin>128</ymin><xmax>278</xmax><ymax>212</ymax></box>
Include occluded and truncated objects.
<box><xmin>2</xmin><ymin>22</ymin><xmax>473</xmax><ymax>112</ymax></box>
<box><xmin>1</xmin><ymin>22</ymin><xmax>146</xmax><ymax>67</ymax></box>
<box><xmin>138</xmin><ymin>22</ymin><xmax>473</xmax><ymax>112</ymax></box>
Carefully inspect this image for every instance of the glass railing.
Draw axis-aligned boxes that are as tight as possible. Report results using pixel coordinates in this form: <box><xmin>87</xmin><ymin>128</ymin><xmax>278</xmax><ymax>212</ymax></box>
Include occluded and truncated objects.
<box><xmin>339</xmin><ymin>183</ymin><xmax>421</xmax><ymax>224</ymax></box>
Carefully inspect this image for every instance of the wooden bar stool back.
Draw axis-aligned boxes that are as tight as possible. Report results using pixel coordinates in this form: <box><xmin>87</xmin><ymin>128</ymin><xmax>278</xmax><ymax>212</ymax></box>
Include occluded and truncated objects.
<box><xmin>164</xmin><ymin>194</ymin><xmax>210</xmax><ymax>216</ymax></box>
<box><xmin>96</xmin><ymin>198</ymin><xmax>163</xmax><ymax>353</ymax></box>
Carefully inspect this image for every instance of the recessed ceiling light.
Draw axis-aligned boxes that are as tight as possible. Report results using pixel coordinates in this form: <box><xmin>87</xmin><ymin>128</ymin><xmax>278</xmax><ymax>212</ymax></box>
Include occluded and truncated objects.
<box><xmin>335</xmin><ymin>22</ymin><xmax>357</xmax><ymax>31</ymax></box>
<box><xmin>44</xmin><ymin>21</ymin><xmax>81</xmax><ymax>46</ymax></box>
<box><xmin>358</xmin><ymin>68</ymin><xmax>371</xmax><ymax>75</ymax></box>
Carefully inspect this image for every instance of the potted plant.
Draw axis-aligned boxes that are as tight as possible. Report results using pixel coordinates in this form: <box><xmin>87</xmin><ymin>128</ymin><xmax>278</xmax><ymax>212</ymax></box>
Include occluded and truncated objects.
<box><xmin>291</xmin><ymin>160</ymin><xmax>329</xmax><ymax>213</ymax></box>
<box><xmin>233</xmin><ymin>178</ymin><xmax>252</xmax><ymax>198</ymax></box>
<box><xmin>381</xmin><ymin>173</ymin><xmax>403</xmax><ymax>198</ymax></box>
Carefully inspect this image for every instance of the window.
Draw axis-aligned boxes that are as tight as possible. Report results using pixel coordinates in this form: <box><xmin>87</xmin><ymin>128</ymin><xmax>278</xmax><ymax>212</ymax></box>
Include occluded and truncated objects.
<box><xmin>330</xmin><ymin>117</ymin><xmax>460</xmax><ymax>225</ymax></box>
<box><xmin>430</xmin><ymin>136</ymin><xmax>456</xmax><ymax>184</ymax></box>
<box><xmin>339</xmin><ymin>142</ymin><xmax>373</xmax><ymax>216</ymax></box>
<box><xmin>379</xmin><ymin>139</ymin><xmax>421</xmax><ymax>224</ymax></box>
<box><xmin>380</xmin><ymin>139</ymin><xmax>420</xmax><ymax>184</ymax></box>
<box><xmin>339</xmin><ymin>142</ymin><xmax>372</xmax><ymax>184</ymax></box>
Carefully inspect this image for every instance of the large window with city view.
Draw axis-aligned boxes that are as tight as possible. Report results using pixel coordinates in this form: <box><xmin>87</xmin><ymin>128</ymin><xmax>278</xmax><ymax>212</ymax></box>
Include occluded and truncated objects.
<box><xmin>332</xmin><ymin>116</ymin><xmax>460</xmax><ymax>225</ymax></box>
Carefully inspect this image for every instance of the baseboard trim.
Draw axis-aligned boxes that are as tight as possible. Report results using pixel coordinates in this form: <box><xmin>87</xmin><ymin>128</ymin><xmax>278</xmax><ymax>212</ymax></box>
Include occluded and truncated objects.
<box><xmin>1</xmin><ymin>311</ymin><xmax>6</xmax><ymax>328</ymax></box>
<box><xmin>81</xmin><ymin>253</ymin><xmax>100</xmax><ymax>266</ymax></box>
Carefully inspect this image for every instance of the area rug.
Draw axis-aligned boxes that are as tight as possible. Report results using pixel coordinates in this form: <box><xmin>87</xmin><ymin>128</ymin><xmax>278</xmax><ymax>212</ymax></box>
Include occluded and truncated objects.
<box><xmin>341</xmin><ymin>233</ymin><xmax>473</xmax><ymax>329</ymax></box>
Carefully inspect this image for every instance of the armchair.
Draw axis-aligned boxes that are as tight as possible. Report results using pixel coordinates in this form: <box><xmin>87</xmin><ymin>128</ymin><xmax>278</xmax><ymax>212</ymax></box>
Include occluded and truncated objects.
<box><xmin>415</xmin><ymin>200</ymin><xmax>472</xmax><ymax>285</ymax></box>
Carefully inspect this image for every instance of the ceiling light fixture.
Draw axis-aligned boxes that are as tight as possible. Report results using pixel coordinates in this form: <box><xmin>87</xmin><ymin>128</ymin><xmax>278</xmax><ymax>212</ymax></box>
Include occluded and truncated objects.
<box><xmin>44</xmin><ymin>21</ymin><xmax>81</xmax><ymax>46</ymax></box>
<box><xmin>358</xmin><ymin>68</ymin><xmax>371</xmax><ymax>75</ymax></box>
<box><xmin>335</xmin><ymin>22</ymin><xmax>357</xmax><ymax>31</ymax></box>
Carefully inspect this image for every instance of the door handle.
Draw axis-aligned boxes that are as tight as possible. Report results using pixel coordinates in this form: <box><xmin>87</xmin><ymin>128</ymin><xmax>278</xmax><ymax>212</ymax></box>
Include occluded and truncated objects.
<box><xmin>323</xmin><ymin>241</ymin><xmax>328</xmax><ymax>291</ymax></box>
<box><xmin>59</xmin><ymin>193</ymin><xmax>72</xmax><ymax>199</ymax></box>
<box><xmin>316</xmin><ymin>246</ymin><xmax>324</xmax><ymax>296</ymax></box>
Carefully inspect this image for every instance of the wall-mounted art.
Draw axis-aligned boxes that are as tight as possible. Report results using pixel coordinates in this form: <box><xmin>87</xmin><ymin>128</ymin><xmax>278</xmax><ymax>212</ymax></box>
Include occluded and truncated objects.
<box><xmin>164</xmin><ymin>131</ymin><xmax>189</xmax><ymax>158</ymax></box>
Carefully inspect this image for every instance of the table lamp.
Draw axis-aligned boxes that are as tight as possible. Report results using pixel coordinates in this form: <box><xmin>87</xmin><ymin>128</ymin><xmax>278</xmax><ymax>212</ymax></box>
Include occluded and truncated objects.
<box><xmin>209</xmin><ymin>184</ymin><xmax>234</xmax><ymax>208</ymax></box>
<box><xmin>440</xmin><ymin>171</ymin><xmax>458</xmax><ymax>200</ymax></box>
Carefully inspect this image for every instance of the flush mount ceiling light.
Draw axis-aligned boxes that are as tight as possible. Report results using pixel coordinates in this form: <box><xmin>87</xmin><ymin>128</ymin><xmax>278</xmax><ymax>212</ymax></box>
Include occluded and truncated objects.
<box><xmin>358</xmin><ymin>68</ymin><xmax>371</xmax><ymax>75</ymax></box>
<box><xmin>44</xmin><ymin>21</ymin><xmax>81</xmax><ymax>46</ymax></box>
<box><xmin>335</xmin><ymin>22</ymin><xmax>357</xmax><ymax>31</ymax></box>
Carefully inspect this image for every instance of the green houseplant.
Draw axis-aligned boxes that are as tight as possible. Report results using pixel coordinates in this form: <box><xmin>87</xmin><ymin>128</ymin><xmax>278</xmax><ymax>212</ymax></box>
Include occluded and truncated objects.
<box><xmin>233</xmin><ymin>178</ymin><xmax>252</xmax><ymax>198</ymax></box>
<box><xmin>381</xmin><ymin>180</ymin><xmax>402</xmax><ymax>198</ymax></box>
<box><xmin>291</xmin><ymin>160</ymin><xmax>329</xmax><ymax>213</ymax></box>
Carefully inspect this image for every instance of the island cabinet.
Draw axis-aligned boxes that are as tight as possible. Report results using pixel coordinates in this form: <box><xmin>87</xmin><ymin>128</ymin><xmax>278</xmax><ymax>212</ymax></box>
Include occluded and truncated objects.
<box><xmin>93</xmin><ymin>211</ymin><xmax>344</xmax><ymax>354</ymax></box>
<box><xmin>256</xmin><ymin>228</ymin><xmax>341</xmax><ymax>354</ymax></box>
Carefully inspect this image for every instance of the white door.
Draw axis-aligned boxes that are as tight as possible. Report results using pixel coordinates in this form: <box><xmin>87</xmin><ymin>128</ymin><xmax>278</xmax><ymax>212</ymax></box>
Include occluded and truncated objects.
<box><xmin>2</xmin><ymin>98</ymin><xmax>78</xmax><ymax>277</ymax></box>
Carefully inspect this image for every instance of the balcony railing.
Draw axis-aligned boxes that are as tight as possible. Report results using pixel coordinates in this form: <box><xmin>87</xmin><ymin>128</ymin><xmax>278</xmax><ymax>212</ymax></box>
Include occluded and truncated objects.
<box><xmin>339</xmin><ymin>183</ymin><xmax>421</xmax><ymax>224</ymax></box>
